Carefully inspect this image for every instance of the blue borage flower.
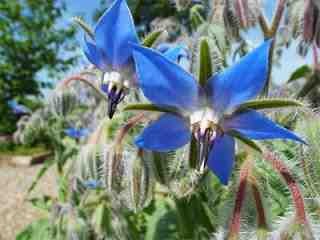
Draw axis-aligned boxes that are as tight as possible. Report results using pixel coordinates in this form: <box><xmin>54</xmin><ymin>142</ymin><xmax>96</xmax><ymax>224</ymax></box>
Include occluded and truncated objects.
<box><xmin>132</xmin><ymin>40</ymin><xmax>305</xmax><ymax>185</ymax></box>
<box><xmin>8</xmin><ymin>100</ymin><xmax>30</xmax><ymax>115</ymax></box>
<box><xmin>83</xmin><ymin>179</ymin><xmax>102</xmax><ymax>190</ymax></box>
<box><xmin>82</xmin><ymin>0</ymin><xmax>188</xmax><ymax>118</ymax></box>
<box><xmin>83</xmin><ymin>0</ymin><xmax>139</xmax><ymax>118</ymax></box>
<box><xmin>64</xmin><ymin>128</ymin><xmax>90</xmax><ymax>139</ymax></box>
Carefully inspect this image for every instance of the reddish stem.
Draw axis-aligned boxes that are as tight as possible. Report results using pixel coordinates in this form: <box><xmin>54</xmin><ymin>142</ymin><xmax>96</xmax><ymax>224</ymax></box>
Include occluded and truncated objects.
<box><xmin>235</xmin><ymin>0</ymin><xmax>248</xmax><ymax>28</ymax></box>
<box><xmin>250</xmin><ymin>178</ymin><xmax>268</xmax><ymax>230</ymax></box>
<box><xmin>227</xmin><ymin>160</ymin><xmax>251</xmax><ymax>240</ymax></box>
<box><xmin>263</xmin><ymin>151</ymin><xmax>307</xmax><ymax>224</ymax></box>
<box><xmin>114</xmin><ymin>113</ymin><xmax>145</xmax><ymax>149</ymax></box>
<box><xmin>56</xmin><ymin>74</ymin><xmax>108</xmax><ymax>102</ymax></box>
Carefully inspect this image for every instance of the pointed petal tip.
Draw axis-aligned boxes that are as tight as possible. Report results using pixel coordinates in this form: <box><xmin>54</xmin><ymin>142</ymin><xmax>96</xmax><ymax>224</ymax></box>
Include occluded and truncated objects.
<box><xmin>207</xmin><ymin>39</ymin><xmax>274</xmax><ymax>115</ymax></box>
<box><xmin>207</xmin><ymin>135</ymin><xmax>235</xmax><ymax>186</ymax></box>
<box><xmin>223</xmin><ymin>110</ymin><xmax>308</xmax><ymax>145</ymax></box>
<box><xmin>94</xmin><ymin>0</ymin><xmax>138</xmax><ymax>67</ymax></box>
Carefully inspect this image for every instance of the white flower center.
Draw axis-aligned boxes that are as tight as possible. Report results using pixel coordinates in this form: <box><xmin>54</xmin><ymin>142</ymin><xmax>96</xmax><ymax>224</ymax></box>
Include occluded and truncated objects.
<box><xmin>190</xmin><ymin>108</ymin><xmax>219</xmax><ymax>138</ymax></box>
<box><xmin>102</xmin><ymin>71</ymin><xmax>130</xmax><ymax>92</ymax></box>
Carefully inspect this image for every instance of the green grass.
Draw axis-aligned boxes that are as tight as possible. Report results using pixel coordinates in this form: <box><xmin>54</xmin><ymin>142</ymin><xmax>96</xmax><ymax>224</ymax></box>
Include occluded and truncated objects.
<box><xmin>0</xmin><ymin>142</ymin><xmax>48</xmax><ymax>156</ymax></box>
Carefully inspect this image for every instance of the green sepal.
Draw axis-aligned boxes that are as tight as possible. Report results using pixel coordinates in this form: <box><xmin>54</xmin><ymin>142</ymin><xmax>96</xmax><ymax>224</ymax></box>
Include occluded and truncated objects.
<box><xmin>229</xmin><ymin>130</ymin><xmax>262</xmax><ymax>153</ymax></box>
<box><xmin>123</xmin><ymin>103</ymin><xmax>178</xmax><ymax>114</ymax></box>
<box><xmin>287</xmin><ymin>65</ymin><xmax>312</xmax><ymax>83</ymax></box>
<box><xmin>198</xmin><ymin>37</ymin><xmax>213</xmax><ymax>87</ymax></box>
<box><xmin>236</xmin><ymin>98</ymin><xmax>304</xmax><ymax>112</ymax></box>
<box><xmin>72</xmin><ymin>16</ymin><xmax>94</xmax><ymax>39</ymax></box>
<box><xmin>142</xmin><ymin>29</ymin><xmax>164</xmax><ymax>48</ymax></box>
<box><xmin>190</xmin><ymin>5</ymin><xmax>205</xmax><ymax>30</ymax></box>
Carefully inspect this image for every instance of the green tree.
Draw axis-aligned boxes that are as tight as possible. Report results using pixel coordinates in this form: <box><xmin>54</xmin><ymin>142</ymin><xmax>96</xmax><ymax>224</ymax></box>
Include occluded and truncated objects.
<box><xmin>0</xmin><ymin>0</ymin><xmax>77</xmax><ymax>134</ymax></box>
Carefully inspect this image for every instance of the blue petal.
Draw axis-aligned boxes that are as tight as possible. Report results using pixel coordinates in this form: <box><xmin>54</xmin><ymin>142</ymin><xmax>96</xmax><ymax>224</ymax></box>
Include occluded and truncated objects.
<box><xmin>64</xmin><ymin>128</ymin><xmax>78</xmax><ymax>138</ymax></box>
<box><xmin>222</xmin><ymin>110</ymin><xmax>306</xmax><ymax>143</ymax></box>
<box><xmin>163</xmin><ymin>44</ymin><xmax>188</xmax><ymax>62</ymax></box>
<box><xmin>132</xmin><ymin>44</ymin><xmax>199</xmax><ymax>111</ymax></box>
<box><xmin>79</xmin><ymin>128</ymin><xmax>90</xmax><ymax>138</ymax></box>
<box><xmin>94</xmin><ymin>0</ymin><xmax>139</xmax><ymax>68</ymax></box>
<box><xmin>207</xmin><ymin>134</ymin><xmax>235</xmax><ymax>185</ymax></box>
<box><xmin>83</xmin><ymin>36</ymin><xmax>109</xmax><ymax>70</ymax></box>
<box><xmin>156</xmin><ymin>43</ymin><xmax>171</xmax><ymax>53</ymax></box>
<box><xmin>207</xmin><ymin>40</ymin><xmax>273</xmax><ymax>114</ymax></box>
<box><xmin>135</xmin><ymin>113</ymin><xmax>191</xmax><ymax>151</ymax></box>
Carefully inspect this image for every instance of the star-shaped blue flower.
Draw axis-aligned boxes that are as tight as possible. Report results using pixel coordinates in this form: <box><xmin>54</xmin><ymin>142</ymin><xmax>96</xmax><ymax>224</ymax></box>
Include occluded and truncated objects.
<box><xmin>132</xmin><ymin>40</ymin><xmax>305</xmax><ymax>185</ymax></box>
<box><xmin>8</xmin><ymin>100</ymin><xmax>30</xmax><ymax>115</ymax></box>
<box><xmin>83</xmin><ymin>0</ymin><xmax>139</xmax><ymax>118</ymax></box>
<box><xmin>83</xmin><ymin>179</ymin><xmax>102</xmax><ymax>190</ymax></box>
<box><xmin>64</xmin><ymin>128</ymin><xmax>90</xmax><ymax>140</ymax></box>
<box><xmin>82</xmin><ymin>0</ymin><xmax>188</xmax><ymax>118</ymax></box>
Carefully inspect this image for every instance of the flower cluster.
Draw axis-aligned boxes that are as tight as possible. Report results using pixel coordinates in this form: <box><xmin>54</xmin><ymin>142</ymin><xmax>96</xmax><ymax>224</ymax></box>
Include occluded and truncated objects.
<box><xmin>82</xmin><ymin>0</ymin><xmax>304</xmax><ymax>185</ymax></box>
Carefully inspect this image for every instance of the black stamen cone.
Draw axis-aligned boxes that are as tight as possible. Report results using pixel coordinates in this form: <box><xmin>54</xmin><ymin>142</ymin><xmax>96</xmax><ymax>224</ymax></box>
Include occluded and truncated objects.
<box><xmin>107</xmin><ymin>87</ymin><xmax>126</xmax><ymax>119</ymax></box>
<box><xmin>108</xmin><ymin>100</ymin><xmax>118</xmax><ymax>118</ymax></box>
<box><xmin>197</xmin><ymin>128</ymin><xmax>214</xmax><ymax>171</ymax></box>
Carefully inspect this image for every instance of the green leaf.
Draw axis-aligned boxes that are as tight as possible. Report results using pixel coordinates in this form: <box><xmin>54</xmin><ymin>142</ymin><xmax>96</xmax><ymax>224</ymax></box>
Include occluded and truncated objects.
<box><xmin>29</xmin><ymin>195</ymin><xmax>54</xmax><ymax>212</ymax></box>
<box><xmin>16</xmin><ymin>218</ymin><xmax>52</xmax><ymax>240</ymax></box>
<box><xmin>92</xmin><ymin>203</ymin><xmax>112</xmax><ymax>236</ymax></box>
<box><xmin>229</xmin><ymin>131</ymin><xmax>262</xmax><ymax>153</ymax></box>
<box><xmin>27</xmin><ymin>159</ymin><xmax>54</xmax><ymax>194</ymax></box>
<box><xmin>287</xmin><ymin>65</ymin><xmax>312</xmax><ymax>83</ymax></box>
<box><xmin>143</xmin><ymin>29</ymin><xmax>163</xmax><ymax>48</ymax></box>
<box><xmin>198</xmin><ymin>37</ymin><xmax>213</xmax><ymax>87</ymax></box>
<box><xmin>237</xmin><ymin>98</ymin><xmax>304</xmax><ymax>112</ymax></box>
<box><xmin>145</xmin><ymin>200</ymin><xmax>178</xmax><ymax>240</ymax></box>
<box><xmin>174</xmin><ymin>195</ymin><xmax>214</xmax><ymax>238</ymax></box>
<box><xmin>124</xmin><ymin>103</ymin><xmax>178</xmax><ymax>114</ymax></box>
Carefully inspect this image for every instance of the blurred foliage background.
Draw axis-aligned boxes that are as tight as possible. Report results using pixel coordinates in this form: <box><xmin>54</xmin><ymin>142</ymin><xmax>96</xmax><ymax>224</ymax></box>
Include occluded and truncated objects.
<box><xmin>0</xmin><ymin>0</ymin><xmax>77</xmax><ymax>134</ymax></box>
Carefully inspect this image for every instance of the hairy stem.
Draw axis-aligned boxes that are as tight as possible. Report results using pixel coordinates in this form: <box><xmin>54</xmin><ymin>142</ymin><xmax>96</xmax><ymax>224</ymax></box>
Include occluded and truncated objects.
<box><xmin>58</xmin><ymin>75</ymin><xmax>108</xmax><ymax>102</ymax></box>
<box><xmin>263</xmin><ymin>151</ymin><xmax>307</xmax><ymax>224</ymax></box>
<box><xmin>250</xmin><ymin>177</ymin><xmax>269</xmax><ymax>239</ymax></box>
<box><xmin>227</xmin><ymin>160</ymin><xmax>251</xmax><ymax>240</ymax></box>
<box><xmin>114</xmin><ymin>113</ymin><xmax>145</xmax><ymax>151</ymax></box>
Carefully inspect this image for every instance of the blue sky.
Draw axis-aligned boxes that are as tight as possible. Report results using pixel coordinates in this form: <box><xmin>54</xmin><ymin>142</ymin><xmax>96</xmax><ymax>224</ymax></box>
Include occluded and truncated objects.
<box><xmin>55</xmin><ymin>0</ymin><xmax>310</xmax><ymax>88</ymax></box>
